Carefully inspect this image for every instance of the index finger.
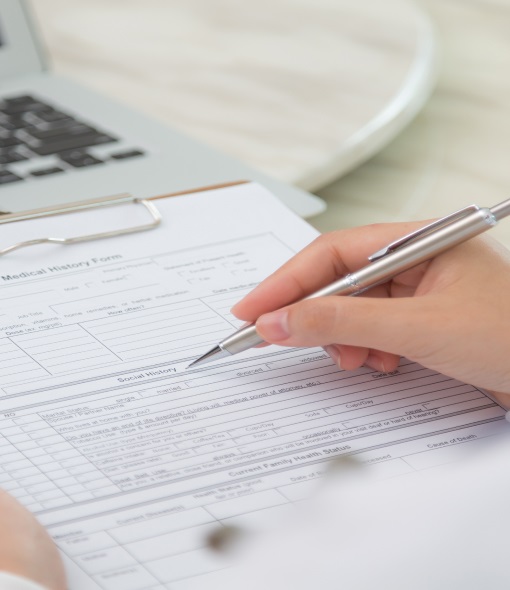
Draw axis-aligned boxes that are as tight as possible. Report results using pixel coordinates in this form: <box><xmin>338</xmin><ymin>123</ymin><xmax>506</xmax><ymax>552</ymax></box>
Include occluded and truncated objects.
<box><xmin>231</xmin><ymin>221</ymin><xmax>425</xmax><ymax>321</ymax></box>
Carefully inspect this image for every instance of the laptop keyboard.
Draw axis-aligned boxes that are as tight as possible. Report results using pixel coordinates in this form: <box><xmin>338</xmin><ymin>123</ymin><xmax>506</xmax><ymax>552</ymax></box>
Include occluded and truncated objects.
<box><xmin>0</xmin><ymin>94</ymin><xmax>145</xmax><ymax>185</ymax></box>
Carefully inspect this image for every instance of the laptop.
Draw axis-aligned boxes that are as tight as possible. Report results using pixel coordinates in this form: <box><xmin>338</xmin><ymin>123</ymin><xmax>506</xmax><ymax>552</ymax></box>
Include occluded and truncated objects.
<box><xmin>0</xmin><ymin>0</ymin><xmax>325</xmax><ymax>216</ymax></box>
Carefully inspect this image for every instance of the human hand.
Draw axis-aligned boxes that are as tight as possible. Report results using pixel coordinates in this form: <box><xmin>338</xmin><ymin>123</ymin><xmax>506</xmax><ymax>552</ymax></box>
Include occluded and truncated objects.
<box><xmin>0</xmin><ymin>491</ymin><xmax>66</xmax><ymax>590</ymax></box>
<box><xmin>231</xmin><ymin>222</ymin><xmax>510</xmax><ymax>397</ymax></box>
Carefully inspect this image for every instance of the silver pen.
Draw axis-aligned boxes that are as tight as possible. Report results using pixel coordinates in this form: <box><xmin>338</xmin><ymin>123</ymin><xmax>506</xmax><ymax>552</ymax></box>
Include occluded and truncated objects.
<box><xmin>188</xmin><ymin>198</ymin><xmax>510</xmax><ymax>369</ymax></box>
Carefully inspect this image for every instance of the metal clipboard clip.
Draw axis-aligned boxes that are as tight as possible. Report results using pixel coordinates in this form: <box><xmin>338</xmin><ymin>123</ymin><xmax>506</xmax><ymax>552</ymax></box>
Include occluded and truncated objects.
<box><xmin>368</xmin><ymin>204</ymin><xmax>481</xmax><ymax>261</ymax></box>
<box><xmin>0</xmin><ymin>193</ymin><xmax>162</xmax><ymax>257</ymax></box>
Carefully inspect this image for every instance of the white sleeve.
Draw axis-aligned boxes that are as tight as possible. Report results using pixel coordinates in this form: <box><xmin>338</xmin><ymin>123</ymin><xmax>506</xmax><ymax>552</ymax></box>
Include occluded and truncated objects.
<box><xmin>0</xmin><ymin>573</ymin><xmax>46</xmax><ymax>590</ymax></box>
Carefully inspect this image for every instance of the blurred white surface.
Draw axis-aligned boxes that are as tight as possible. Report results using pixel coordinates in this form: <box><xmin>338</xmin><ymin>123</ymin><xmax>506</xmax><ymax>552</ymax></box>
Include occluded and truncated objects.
<box><xmin>29</xmin><ymin>0</ymin><xmax>436</xmax><ymax>191</ymax></box>
<box><xmin>313</xmin><ymin>0</ymin><xmax>510</xmax><ymax>249</ymax></box>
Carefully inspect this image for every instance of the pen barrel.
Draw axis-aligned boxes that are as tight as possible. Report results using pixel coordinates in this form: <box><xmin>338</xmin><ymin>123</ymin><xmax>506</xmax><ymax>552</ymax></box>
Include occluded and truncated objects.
<box><xmin>314</xmin><ymin>207</ymin><xmax>497</xmax><ymax>298</ymax></box>
<box><xmin>220</xmin><ymin>324</ymin><xmax>263</xmax><ymax>354</ymax></box>
<box><xmin>490</xmin><ymin>198</ymin><xmax>510</xmax><ymax>221</ymax></box>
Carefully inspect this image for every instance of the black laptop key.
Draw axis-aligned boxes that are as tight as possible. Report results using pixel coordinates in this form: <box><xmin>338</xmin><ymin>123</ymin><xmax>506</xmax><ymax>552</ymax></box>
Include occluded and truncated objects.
<box><xmin>35</xmin><ymin>110</ymin><xmax>74</xmax><ymax>124</ymax></box>
<box><xmin>10</xmin><ymin>117</ymin><xmax>33</xmax><ymax>129</ymax></box>
<box><xmin>26</xmin><ymin>117</ymin><xmax>77</xmax><ymax>132</ymax></box>
<box><xmin>110</xmin><ymin>149</ymin><xmax>145</xmax><ymax>160</ymax></box>
<box><xmin>0</xmin><ymin>116</ymin><xmax>33</xmax><ymax>130</ymax></box>
<box><xmin>59</xmin><ymin>150</ymin><xmax>103</xmax><ymax>168</ymax></box>
<box><xmin>31</xmin><ymin>133</ymin><xmax>116</xmax><ymax>156</ymax></box>
<box><xmin>0</xmin><ymin>135</ymin><xmax>21</xmax><ymax>148</ymax></box>
<box><xmin>0</xmin><ymin>150</ymin><xmax>28</xmax><ymax>165</ymax></box>
<box><xmin>25</xmin><ymin>124</ymin><xmax>96</xmax><ymax>142</ymax></box>
<box><xmin>30</xmin><ymin>166</ymin><xmax>64</xmax><ymax>177</ymax></box>
<box><xmin>0</xmin><ymin>100</ymin><xmax>52</xmax><ymax>116</ymax></box>
<box><xmin>2</xmin><ymin>95</ymin><xmax>36</xmax><ymax>106</ymax></box>
<box><xmin>0</xmin><ymin>170</ymin><xmax>23</xmax><ymax>184</ymax></box>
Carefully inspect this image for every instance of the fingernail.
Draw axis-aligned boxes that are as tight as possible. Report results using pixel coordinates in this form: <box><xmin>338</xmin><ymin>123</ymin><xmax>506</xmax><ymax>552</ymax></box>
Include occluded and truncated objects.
<box><xmin>324</xmin><ymin>345</ymin><xmax>342</xmax><ymax>368</ymax></box>
<box><xmin>256</xmin><ymin>310</ymin><xmax>290</xmax><ymax>341</ymax></box>
<box><xmin>364</xmin><ymin>354</ymin><xmax>386</xmax><ymax>373</ymax></box>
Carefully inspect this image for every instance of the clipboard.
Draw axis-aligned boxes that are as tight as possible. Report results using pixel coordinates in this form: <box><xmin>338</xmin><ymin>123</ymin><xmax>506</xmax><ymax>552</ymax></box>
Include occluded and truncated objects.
<box><xmin>0</xmin><ymin>180</ymin><xmax>248</xmax><ymax>256</ymax></box>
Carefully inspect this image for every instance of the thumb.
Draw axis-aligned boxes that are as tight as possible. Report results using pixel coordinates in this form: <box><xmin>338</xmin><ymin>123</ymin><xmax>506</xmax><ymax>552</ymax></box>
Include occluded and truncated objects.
<box><xmin>255</xmin><ymin>296</ymin><xmax>438</xmax><ymax>359</ymax></box>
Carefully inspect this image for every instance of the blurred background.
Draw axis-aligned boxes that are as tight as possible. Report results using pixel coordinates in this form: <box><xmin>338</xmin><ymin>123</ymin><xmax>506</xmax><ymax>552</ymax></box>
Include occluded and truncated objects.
<box><xmin>29</xmin><ymin>0</ymin><xmax>510</xmax><ymax>247</ymax></box>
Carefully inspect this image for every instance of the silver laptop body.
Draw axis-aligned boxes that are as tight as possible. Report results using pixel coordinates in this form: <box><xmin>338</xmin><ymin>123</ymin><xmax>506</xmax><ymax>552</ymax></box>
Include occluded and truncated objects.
<box><xmin>0</xmin><ymin>0</ymin><xmax>325</xmax><ymax>216</ymax></box>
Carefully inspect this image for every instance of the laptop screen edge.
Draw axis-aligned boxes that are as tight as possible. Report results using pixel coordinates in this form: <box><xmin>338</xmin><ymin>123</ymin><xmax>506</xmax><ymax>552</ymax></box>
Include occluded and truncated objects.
<box><xmin>0</xmin><ymin>0</ymin><xmax>45</xmax><ymax>81</ymax></box>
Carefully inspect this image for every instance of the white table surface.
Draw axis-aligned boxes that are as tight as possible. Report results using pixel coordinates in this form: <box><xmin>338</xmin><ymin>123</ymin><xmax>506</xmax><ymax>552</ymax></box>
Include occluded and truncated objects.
<box><xmin>311</xmin><ymin>0</ymin><xmax>510</xmax><ymax>250</ymax></box>
<box><xmin>29</xmin><ymin>0</ymin><xmax>436</xmax><ymax>192</ymax></box>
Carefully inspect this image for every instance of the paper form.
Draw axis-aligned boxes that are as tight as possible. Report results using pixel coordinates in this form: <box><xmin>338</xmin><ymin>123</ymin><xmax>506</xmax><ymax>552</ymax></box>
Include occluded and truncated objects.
<box><xmin>0</xmin><ymin>183</ymin><xmax>507</xmax><ymax>589</ymax></box>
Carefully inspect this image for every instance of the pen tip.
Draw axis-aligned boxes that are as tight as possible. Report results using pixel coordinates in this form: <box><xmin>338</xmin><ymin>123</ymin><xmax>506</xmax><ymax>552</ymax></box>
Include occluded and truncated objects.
<box><xmin>186</xmin><ymin>345</ymin><xmax>231</xmax><ymax>369</ymax></box>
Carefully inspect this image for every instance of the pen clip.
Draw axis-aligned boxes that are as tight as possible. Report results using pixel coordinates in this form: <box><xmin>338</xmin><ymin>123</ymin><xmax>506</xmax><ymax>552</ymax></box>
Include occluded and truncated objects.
<box><xmin>368</xmin><ymin>205</ymin><xmax>481</xmax><ymax>262</ymax></box>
